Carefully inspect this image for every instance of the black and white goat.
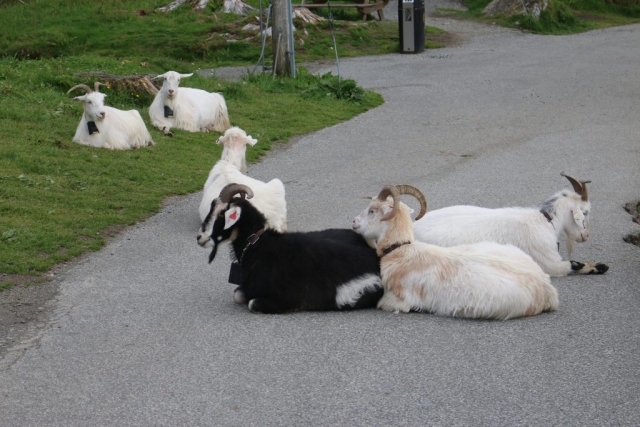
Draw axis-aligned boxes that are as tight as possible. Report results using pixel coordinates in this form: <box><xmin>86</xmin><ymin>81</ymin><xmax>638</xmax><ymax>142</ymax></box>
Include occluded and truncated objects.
<box><xmin>412</xmin><ymin>173</ymin><xmax>609</xmax><ymax>277</ymax></box>
<box><xmin>197</xmin><ymin>184</ymin><xmax>382</xmax><ymax>314</ymax></box>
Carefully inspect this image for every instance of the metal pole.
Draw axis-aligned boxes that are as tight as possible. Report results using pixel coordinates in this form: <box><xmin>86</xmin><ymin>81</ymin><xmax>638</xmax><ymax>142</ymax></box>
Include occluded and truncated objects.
<box><xmin>286</xmin><ymin>0</ymin><xmax>296</xmax><ymax>78</ymax></box>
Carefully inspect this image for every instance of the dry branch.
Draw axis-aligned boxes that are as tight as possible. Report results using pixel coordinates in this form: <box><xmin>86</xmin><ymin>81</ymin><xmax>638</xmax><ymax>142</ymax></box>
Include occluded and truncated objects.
<box><xmin>73</xmin><ymin>72</ymin><xmax>159</xmax><ymax>96</ymax></box>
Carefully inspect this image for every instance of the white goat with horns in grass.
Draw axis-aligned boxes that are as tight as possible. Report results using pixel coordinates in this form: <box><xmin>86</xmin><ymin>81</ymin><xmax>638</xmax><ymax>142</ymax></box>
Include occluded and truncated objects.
<box><xmin>67</xmin><ymin>82</ymin><xmax>155</xmax><ymax>150</ymax></box>
<box><xmin>149</xmin><ymin>71</ymin><xmax>230</xmax><ymax>137</ymax></box>
<box><xmin>352</xmin><ymin>184</ymin><xmax>558</xmax><ymax>320</ymax></box>
<box><xmin>412</xmin><ymin>172</ymin><xmax>609</xmax><ymax>277</ymax></box>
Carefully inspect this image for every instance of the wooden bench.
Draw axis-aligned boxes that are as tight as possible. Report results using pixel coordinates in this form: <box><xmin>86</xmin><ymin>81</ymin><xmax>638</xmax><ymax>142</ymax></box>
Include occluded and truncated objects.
<box><xmin>293</xmin><ymin>0</ymin><xmax>390</xmax><ymax>21</ymax></box>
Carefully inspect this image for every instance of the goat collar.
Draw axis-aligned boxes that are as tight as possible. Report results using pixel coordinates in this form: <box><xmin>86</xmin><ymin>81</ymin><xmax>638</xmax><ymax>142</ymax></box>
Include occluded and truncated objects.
<box><xmin>238</xmin><ymin>228</ymin><xmax>265</xmax><ymax>264</ymax></box>
<box><xmin>380</xmin><ymin>241</ymin><xmax>411</xmax><ymax>257</ymax></box>
<box><xmin>540</xmin><ymin>210</ymin><xmax>553</xmax><ymax>223</ymax></box>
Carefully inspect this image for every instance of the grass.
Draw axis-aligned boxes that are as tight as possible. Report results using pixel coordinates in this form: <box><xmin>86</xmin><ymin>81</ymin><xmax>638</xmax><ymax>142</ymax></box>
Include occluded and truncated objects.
<box><xmin>5</xmin><ymin>0</ymin><xmax>447</xmax><ymax>286</ymax></box>
<box><xmin>456</xmin><ymin>0</ymin><xmax>640</xmax><ymax>34</ymax></box>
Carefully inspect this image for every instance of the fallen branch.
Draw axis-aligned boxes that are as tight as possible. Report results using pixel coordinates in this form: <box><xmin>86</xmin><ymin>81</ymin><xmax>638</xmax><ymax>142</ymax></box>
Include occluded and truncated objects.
<box><xmin>73</xmin><ymin>72</ymin><xmax>159</xmax><ymax>96</ymax></box>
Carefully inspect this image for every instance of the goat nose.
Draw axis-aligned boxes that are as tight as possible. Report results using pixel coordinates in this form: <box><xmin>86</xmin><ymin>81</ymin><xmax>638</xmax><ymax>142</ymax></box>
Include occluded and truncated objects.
<box><xmin>100</xmin><ymin>112</ymin><xmax>106</xmax><ymax>118</ymax></box>
<box><xmin>168</xmin><ymin>89</ymin><xmax>174</xmax><ymax>94</ymax></box>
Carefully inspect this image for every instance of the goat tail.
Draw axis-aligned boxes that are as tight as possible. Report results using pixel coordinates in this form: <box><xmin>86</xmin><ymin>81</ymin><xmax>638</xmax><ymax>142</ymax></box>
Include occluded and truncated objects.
<box><xmin>213</xmin><ymin>97</ymin><xmax>231</xmax><ymax>132</ymax></box>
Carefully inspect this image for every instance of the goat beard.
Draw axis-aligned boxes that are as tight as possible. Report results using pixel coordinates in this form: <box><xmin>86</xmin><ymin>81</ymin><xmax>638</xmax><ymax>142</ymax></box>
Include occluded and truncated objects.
<box><xmin>566</xmin><ymin>239</ymin><xmax>574</xmax><ymax>257</ymax></box>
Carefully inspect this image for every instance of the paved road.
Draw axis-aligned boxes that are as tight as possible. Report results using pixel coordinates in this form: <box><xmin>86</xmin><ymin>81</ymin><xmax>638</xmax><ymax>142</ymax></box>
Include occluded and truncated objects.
<box><xmin>2</xmin><ymin>19</ymin><xmax>639</xmax><ymax>427</ymax></box>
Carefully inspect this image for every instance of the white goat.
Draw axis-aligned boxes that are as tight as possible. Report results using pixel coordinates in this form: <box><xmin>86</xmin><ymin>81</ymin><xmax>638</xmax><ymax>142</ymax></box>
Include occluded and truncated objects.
<box><xmin>413</xmin><ymin>173</ymin><xmax>609</xmax><ymax>277</ymax></box>
<box><xmin>352</xmin><ymin>185</ymin><xmax>558</xmax><ymax>320</ymax></box>
<box><xmin>149</xmin><ymin>71</ymin><xmax>230</xmax><ymax>136</ymax></box>
<box><xmin>68</xmin><ymin>82</ymin><xmax>154</xmax><ymax>150</ymax></box>
<box><xmin>198</xmin><ymin>128</ymin><xmax>287</xmax><ymax>230</ymax></box>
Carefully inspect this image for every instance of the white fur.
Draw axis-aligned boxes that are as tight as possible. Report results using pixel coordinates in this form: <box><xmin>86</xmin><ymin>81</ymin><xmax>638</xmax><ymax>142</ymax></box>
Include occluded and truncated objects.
<box><xmin>199</xmin><ymin>127</ymin><xmax>257</xmax><ymax>220</ymax></box>
<box><xmin>353</xmin><ymin>195</ymin><xmax>558</xmax><ymax>320</ymax></box>
<box><xmin>149</xmin><ymin>71</ymin><xmax>230</xmax><ymax>135</ymax></box>
<box><xmin>71</xmin><ymin>92</ymin><xmax>154</xmax><ymax>150</ymax></box>
<box><xmin>198</xmin><ymin>161</ymin><xmax>287</xmax><ymax>232</ymax></box>
<box><xmin>413</xmin><ymin>188</ymin><xmax>595</xmax><ymax>277</ymax></box>
<box><xmin>335</xmin><ymin>274</ymin><xmax>382</xmax><ymax>308</ymax></box>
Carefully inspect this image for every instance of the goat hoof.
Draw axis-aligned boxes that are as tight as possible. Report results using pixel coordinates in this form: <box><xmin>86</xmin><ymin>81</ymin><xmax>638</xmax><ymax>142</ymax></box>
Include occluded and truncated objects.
<box><xmin>570</xmin><ymin>261</ymin><xmax>585</xmax><ymax>271</ymax></box>
<box><xmin>594</xmin><ymin>263</ymin><xmax>609</xmax><ymax>274</ymax></box>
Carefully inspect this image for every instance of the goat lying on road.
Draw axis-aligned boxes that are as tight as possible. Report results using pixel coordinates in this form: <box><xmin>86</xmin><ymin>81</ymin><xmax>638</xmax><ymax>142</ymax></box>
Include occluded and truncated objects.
<box><xmin>353</xmin><ymin>184</ymin><xmax>558</xmax><ymax>319</ymax></box>
<box><xmin>197</xmin><ymin>183</ymin><xmax>382</xmax><ymax>314</ymax></box>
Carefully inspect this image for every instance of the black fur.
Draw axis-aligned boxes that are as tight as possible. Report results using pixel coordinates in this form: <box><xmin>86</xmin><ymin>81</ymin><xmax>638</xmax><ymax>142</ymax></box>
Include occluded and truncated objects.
<box><xmin>206</xmin><ymin>197</ymin><xmax>382</xmax><ymax>313</ymax></box>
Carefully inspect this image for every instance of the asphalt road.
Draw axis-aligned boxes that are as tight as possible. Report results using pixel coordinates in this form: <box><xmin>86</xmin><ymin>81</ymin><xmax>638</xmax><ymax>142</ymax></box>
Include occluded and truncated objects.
<box><xmin>1</xmin><ymin>18</ymin><xmax>639</xmax><ymax>427</ymax></box>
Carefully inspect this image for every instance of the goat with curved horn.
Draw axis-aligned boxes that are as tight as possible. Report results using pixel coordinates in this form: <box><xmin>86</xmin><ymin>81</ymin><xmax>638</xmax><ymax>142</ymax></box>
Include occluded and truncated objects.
<box><xmin>219</xmin><ymin>183</ymin><xmax>254</xmax><ymax>203</ymax></box>
<box><xmin>66</xmin><ymin>84</ymin><xmax>93</xmax><ymax>94</ymax></box>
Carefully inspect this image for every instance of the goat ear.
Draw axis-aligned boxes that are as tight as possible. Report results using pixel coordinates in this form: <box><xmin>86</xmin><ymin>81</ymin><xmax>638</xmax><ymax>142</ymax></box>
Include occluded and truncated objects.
<box><xmin>215</xmin><ymin>135</ymin><xmax>225</xmax><ymax>145</ymax></box>
<box><xmin>180</xmin><ymin>73</ymin><xmax>193</xmax><ymax>78</ymax></box>
<box><xmin>72</xmin><ymin>96</ymin><xmax>86</xmax><ymax>102</ymax></box>
<box><xmin>572</xmin><ymin>209</ymin><xmax>585</xmax><ymax>224</ymax></box>
<box><xmin>224</xmin><ymin>206</ymin><xmax>242</xmax><ymax>230</ymax></box>
<box><xmin>246</xmin><ymin>136</ymin><xmax>258</xmax><ymax>146</ymax></box>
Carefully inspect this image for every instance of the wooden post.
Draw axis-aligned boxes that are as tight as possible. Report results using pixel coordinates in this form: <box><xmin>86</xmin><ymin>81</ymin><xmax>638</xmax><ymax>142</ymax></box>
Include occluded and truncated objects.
<box><xmin>272</xmin><ymin>0</ymin><xmax>292</xmax><ymax>77</ymax></box>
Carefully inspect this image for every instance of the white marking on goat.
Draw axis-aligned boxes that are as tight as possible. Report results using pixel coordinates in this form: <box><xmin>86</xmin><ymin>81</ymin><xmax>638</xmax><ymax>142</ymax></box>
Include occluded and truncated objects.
<box><xmin>335</xmin><ymin>274</ymin><xmax>382</xmax><ymax>308</ymax></box>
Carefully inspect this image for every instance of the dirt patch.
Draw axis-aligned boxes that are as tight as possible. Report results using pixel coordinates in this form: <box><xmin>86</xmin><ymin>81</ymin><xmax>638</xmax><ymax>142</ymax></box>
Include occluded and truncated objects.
<box><xmin>0</xmin><ymin>275</ymin><xmax>59</xmax><ymax>356</ymax></box>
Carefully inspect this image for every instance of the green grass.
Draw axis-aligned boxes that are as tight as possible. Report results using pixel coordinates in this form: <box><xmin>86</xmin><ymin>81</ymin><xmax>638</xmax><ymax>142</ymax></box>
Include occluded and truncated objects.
<box><xmin>6</xmin><ymin>0</ymin><xmax>454</xmax><ymax>285</ymax></box>
<box><xmin>456</xmin><ymin>0</ymin><xmax>640</xmax><ymax>34</ymax></box>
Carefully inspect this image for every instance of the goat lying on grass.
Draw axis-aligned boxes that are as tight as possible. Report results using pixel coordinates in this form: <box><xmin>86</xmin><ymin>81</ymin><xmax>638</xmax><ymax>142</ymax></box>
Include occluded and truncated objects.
<box><xmin>197</xmin><ymin>184</ymin><xmax>382</xmax><ymax>314</ymax></box>
<box><xmin>353</xmin><ymin>185</ymin><xmax>558</xmax><ymax>319</ymax></box>
<box><xmin>412</xmin><ymin>173</ymin><xmax>609</xmax><ymax>277</ymax></box>
<box><xmin>68</xmin><ymin>82</ymin><xmax>154</xmax><ymax>150</ymax></box>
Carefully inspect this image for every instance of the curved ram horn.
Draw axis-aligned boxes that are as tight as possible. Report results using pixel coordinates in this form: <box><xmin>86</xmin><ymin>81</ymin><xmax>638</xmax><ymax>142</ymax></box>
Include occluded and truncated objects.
<box><xmin>395</xmin><ymin>184</ymin><xmax>428</xmax><ymax>220</ymax></box>
<box><xmin>219</xmin><ymin>183</ymin><xmax>254</xmax><ymax>204</ymax></box>
<box><xmin>560</xmin><ymin>172</ymin><xmax>584</xmax><ymax>196</ymax></box>
<box><xmin>66</xmin><ymin>84</ymin><xmax>93</xmax><ymax>95</ymax></box>
<box><xmin>378</xmin><ymin>185</ymin><xmax>400</xmax><ymax>222</ymax></box>
<box><xmin>94</xmin><ymin>82</ymin><xmax>107</xmax><ymax>92</ymax></box>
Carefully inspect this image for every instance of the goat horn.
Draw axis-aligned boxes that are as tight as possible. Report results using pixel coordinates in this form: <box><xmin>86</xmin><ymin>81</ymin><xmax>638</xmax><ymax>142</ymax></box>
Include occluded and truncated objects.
<box><xmin>66</xmin><ymin>84</ymin><xmax>93</xmax><ymax>94</ymax></box>
<box><xmin>378</xmin><ymin>185</ymin><xmax>400</xmax><ymax>222</ymax></box>
<box><xmin>94</xmin><ymin>82</ymin><xmax>107</xmax><ymax>92</ymax></box>
<box><xmin>219</xmin><ymin>183</ymin><xmax>254</xmax><ymax>204</ymax></box>
<box><xmin>560</xmin><ymin>172</ymin><xmax>584</xmax><ymax>196</ymax></box>
<box><xmin>580</xmin><ymin>180</ymin><xmax>591</xmax><ymax>202</ymax></box>
<box><xmin>395</xmin><ymin>184</ymin><xmax>428</xmax><ymax>220</ymax></box>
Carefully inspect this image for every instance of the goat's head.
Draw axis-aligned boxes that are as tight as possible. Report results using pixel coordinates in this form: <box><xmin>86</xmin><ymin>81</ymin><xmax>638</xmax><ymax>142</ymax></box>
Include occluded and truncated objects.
<box><xmin>352</xmin><ymin>185</ymin><xmax>427</xmax><ymax>245</ymax></box>
<box><xmin>541</xmin><ymin>172</ymin><xmax>592</xmax><ymax>255</ymax></box>
<box><xmin>196</xmin><ymin>183</ymin><xmax>255</xmax><ymax>263</ymax></box>
<box><xmin>216</xmin><ymin>127</ymin><xmax>258</xmax><ymax>173</ymax></box>
<box><xmin>67</xmin><ymin>82</ymin><xmax>108</xmax><ymax>122</ymax></box>
<box><xmin>558</xmin><ymin>172</ymin><xmax>592</xmax><ymax>244</ymax></box>
<box><xmin>154</xmin><ymin>71</ymin><xmax>193</xmax><ymax>100</ymax></box>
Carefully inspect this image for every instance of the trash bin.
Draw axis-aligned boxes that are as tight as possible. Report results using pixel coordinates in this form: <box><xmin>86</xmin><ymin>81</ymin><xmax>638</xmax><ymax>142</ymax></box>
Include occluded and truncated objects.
<box><xmin>398</xmin><ymin>0</ymin><xmax>425</xmax><ymax>53</ymax></box>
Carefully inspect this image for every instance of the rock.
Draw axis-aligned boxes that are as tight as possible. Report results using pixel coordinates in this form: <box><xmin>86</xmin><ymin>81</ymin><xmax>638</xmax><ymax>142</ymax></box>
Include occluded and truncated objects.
<box><xmin>483</xmin><ymin>0</ymin><xmax>548</xmax><ymax>19</ymax></box>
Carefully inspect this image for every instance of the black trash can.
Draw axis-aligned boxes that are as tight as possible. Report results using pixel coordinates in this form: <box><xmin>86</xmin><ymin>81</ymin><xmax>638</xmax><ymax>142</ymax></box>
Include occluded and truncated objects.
<box><xmin>398</xmin><ymin>0</ymin><xmax>425</xmax><ymax>53</ymax></box>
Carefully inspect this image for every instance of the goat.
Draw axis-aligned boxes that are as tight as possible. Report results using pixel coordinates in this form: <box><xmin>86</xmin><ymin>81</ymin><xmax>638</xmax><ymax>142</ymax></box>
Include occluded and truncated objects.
<box><xmin>352</xmin><ymin>185</ymin><xmax>558</xmax><ymax>319</ymax></box>
<box><xmin>67</xmin><ymin>82</ymin><xmax>154</xmax><ymax>150</ymax></box>
<box><xmin>412</xmin><ymin>173</ymin><xmax>609</xmax><ymax>277</ymax></box>
<box><xmin>197</xmin><ymin>184</ymin><xmax>383</xmax><ymax>314</ymax></box>
<box><xmin>149</xmin><ymin>71</ymin><xmax>230</xmax><ymax>136</ymax></box>
<box><xmin>197</xmin><ymin>160</ymin><xmax>287</xmax><ymax>233</ymax></box>
<box><xmin>198</xmin><ymin>127</ymin><xmax>283</xmax><ymax>226</ymax></box>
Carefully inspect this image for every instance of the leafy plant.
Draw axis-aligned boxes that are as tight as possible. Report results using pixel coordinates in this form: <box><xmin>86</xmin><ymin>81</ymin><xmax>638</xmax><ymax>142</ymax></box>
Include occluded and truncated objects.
<box><xmin>303</xmin><ymin>73</ymin><xmax>365</xmax><ymax>103</ymax></box>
